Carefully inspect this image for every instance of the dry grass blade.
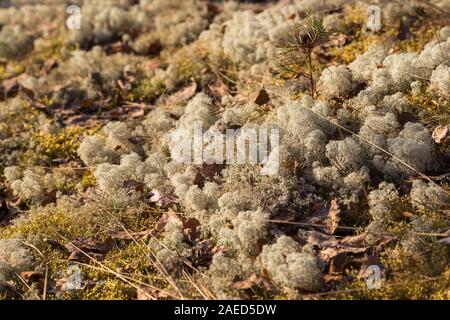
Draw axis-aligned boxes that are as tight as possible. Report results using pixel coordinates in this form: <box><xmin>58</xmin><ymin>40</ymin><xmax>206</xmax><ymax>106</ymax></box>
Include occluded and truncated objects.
<box><xmin>84</xmin><ymin>196</ymin><xmax>186</xmax><ymax>299</ymax></box>
<box><xmin>55</xmin><ymin>232</ymin><xmax>165</xmax><ymax>300</ymax></box>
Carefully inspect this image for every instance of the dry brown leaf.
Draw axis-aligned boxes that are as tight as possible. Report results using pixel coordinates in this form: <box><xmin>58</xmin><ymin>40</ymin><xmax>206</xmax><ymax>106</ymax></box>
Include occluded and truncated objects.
<box><xmin>304</xmin><ymin>230</ymin><xmax>340</xmax><ymax>248</ymax></box>
<box><xmin>326</xmin><ymin>198</ymin><xmax>340</xmax><ymax>234</ymax></box>
<box><xmin>339</xmin><ymin>233</ymin><xmax>367</xmax><ymax>247</ymax></box>
<box><xmin>155</xmin><ymin>210</ymin><xmax>183</xmax><ymax>233</ymax></box>
<box><xmin>254</xmin><ymin>88</ymin><xmax>270</xmax><ymax>106</ymax></box>
<box><xmin>432</xmin><ymin>125</ymin><xmax>448</xmax><ymax>143</ymax></box>
<box><xmin>150</xmin><ymin>190</ymin><xmax>176</xmax><ymax>208</ymax></box>
<box><xmin>65</xmin><ymin>238</ymin><xmax>115</xmax><ymax>262</ymax></box>
<box><xmin>20</xmin><ymin>271</ymin><xmax>44</xmax><ymax>283</ymax></box>
<box><xmin>165</xmin><ymin>82</ymin><xmax>197</xmax><ymax>106</ymax></box>
<box><xmin>232</xmin><ymin>273</ymin><xmax>273</xmax><ymax>291</ymax></box>
<box><xmin>183</xmin><ymin>217</ymin><xmax>201</xmax><ymax>243</ymax></box>
<box><xmin>321</xmin><ymin>246</ymin><xmax>368</xmax><ymax>274</ymax></box>
<box><xmin>136</xmin><ymin>285</ymin><xmax>169</xmax><ymax>300</ymax></box>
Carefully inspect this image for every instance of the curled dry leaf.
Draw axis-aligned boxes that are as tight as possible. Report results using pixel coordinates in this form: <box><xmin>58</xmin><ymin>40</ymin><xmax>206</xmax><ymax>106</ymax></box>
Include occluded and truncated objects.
<box><xmin>65</xmin><ymin>238</ymin><xmax>115</xmax><ymax>262</ymax></box>
<box><xmin>254</xmin><ymin>88</ymin><xmax>270</xmax><ymax>106</ymax></box>
<box><xmin>432</xmin><ymin>125</ymin><xmax>448</xmax><ymax>144</ymax></box>
<box><xmin>150</xmin><ymin>189</ymin><xmax>176</xmax><ymax>208</ymax></box>
<box><xmin>358</xmin><ymin>254</ymin><xmax>384</xmax><ymax>278</ymax></box>
<box><xmin>326</xmin><ymin>198</ymin><xmax>340</xmax><ymax>235</ymax></box>
<box><xmin>233</xmin><ymin>273</ymin><xmax>274</xmax><ymax>291</ymax></box>
<box><xmin>155</xmin><ymin>210</ymin><xmax>183</xmax><ymax>233</ymax></box>
<box><xmin>136</xmin><ymin>285</ymin><xmax>169</xmax><ymax>300</ymax></box>
<box><xmin>321</xmin><ymin>246</ymin><xmax>368</xmax><ymax>274</ymax></box>
<box><xmin>20</xmin><ymin>271</ymin><xmax>44</xmax><ymax>283</ymax></box>
<box><xmin>190</xmin><ymin>239</ymin><xmax>214</xmax><ymax>267</ymax></box>
<box><xmin>164</xmin><ymin>82</ymin><xmax>197</xmax><ymax>106</ymax></box>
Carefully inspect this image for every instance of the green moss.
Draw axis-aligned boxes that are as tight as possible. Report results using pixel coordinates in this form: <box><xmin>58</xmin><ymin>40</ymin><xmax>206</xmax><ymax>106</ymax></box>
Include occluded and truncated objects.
<box><xmin>30</xmin><ymin>127</ymin><xmax>84</xmax><ymax>160</ymax></box>
<box><xmin>335</xmin><ymin>191</ymin><xmax>450</xmax><ymax>299</ymax></box>
<box><xmin>74</xmin><ymin>243</ymin><xmax>170</xmax><ymax>300</ymax></box>
<box><xmin>331</xmin><ymin>2</ymin><xmax>445</xmax><ymax>65</ymax></box>
<box><xmin>336</xmin><ymin>248</ymin><xmax>450</xmax><ymax>300</ymax></box>
<box><xmin>167</xmin><ymin>45</ymin><xmax>207</xmax><ymax>84</ymax></box>
<box><xmin>80</xmin><ymin>278</ymin><xmax>135</xmax><ymax>300</ymax></box>
<box><xmin>80</xmin><ymin>170</ymin><xmax>96</xmax><ymax>190</ymax></box>
<box><xmin>0</xmin><ymin>202</ymin><xmax>94</xmax><ymax>241</ymax></box>
<box><xmin>407</xmin><ymin>89</ymin><xmax>450</xmax><ymax>127</ymax></box>
<box><xmin>130</xmin><ymin>78</ymin><xmax>166</xmax><ymax>102</ymax></box>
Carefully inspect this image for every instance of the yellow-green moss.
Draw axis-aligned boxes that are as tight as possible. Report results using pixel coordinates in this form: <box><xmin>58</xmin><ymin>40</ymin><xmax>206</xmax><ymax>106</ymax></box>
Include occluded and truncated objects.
<box><xmin>131</xmin><ymin>78</ymin><xmax>166</xmax><ymax>102</ymax></box>
<box><xmin>77</xmin><ymin>243</ymin><xmax>170</xmax><ymax>300</ymax></box>
<box><xmin>31</xmin><ymin>127</ymin><xmax>83</xmax><ymax>159</ymax></box>
<box><xmin>336</xmin><ymin>249</ymin><xmax>450</xmax><ymax>300</ymax></box>
<box><xmin>22</xmin><ymin>126</ymin><xmax>99</xmax><ymax>166</ymax></box>
<box><xmin>80</xmin><ymin>170</ymin><xmax>96</xmax><ymax>190</ymax></box>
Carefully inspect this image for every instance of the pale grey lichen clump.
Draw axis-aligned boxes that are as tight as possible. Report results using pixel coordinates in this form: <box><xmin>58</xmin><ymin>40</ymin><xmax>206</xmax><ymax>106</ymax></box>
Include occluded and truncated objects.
<box><xmin>0</xmin><ymin>0</ymin><xmax>449</xmax><ymax>299</ymax></box>
<box><xmin>429</xmin><ymin>63</ymin><xmax>450</xmax><ymax>98</ymax></box>
<box><xmin>69</xmin><ymin>30</ymin><xmax>449</xmax><ymax>293</ymax></box>
<box><xmin>382</xmin><ymin>123</ymin><xmax>436</xmax><ymax>179</ymax></box>
<box><xmin>410</xmin><ymin>180</ymin><xmax>450</xmax><ymax>212</ymax></box>
<box><xmin>65</xmin><ymin>0</ymin><xmax>211</xmax><ymax>48</ymax></box>
<box><xmin>0</xmin><ymin>25</ymin><xmax>33</xmax><ymax>59</ymax></box>
<box><xmin>0</xmin><ymin>3</ymin><xmax>64</xmax><ymax>58</ymax></box>
<box><xmin>349</xmin><ymin>39</ymin><xmax>450</xmax><ymax>107</ymax></box>
<box><xmin>317</xmin><ymin>65</ymin><xmax>354</xmax><ymax>99</ymax></box>
<box><xmin>0</xmin><ymin>239</ymin><xmax>34</xmax><ymax>293</ymax></box>
<box><xmin>259</xmin><ymin>236</ymin><xmax>321</xmax><ymax>291</ymax></box>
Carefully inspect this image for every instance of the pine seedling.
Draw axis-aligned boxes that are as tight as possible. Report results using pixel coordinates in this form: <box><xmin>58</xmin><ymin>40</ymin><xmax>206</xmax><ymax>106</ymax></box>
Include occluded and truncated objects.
<box><xmin>273</xmin><ymin>13</ymin><xmax>333</xmax><ymax>99</ymax></box>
